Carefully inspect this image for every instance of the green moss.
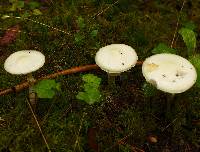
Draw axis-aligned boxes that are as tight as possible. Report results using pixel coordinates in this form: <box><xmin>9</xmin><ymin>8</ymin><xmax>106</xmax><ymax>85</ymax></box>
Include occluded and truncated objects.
<box><xmin>0</xmin><ymin>0</ymin><xmax>200</xmax><ymax>151</ymax></box>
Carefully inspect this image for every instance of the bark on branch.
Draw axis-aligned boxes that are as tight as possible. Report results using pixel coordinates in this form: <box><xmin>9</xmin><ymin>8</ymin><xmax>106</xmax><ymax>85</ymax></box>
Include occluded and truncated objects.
<box><xmin>0</xmin><ymin>62</ymin><xmax>143</xmax><ymax>96</ymax></box>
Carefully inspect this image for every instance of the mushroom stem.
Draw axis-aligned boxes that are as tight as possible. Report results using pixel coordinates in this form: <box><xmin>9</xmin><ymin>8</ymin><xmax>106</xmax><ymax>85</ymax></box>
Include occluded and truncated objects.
<box><xmin>107</xmin><ymin>73</ymin><xmax>119</xmax><ymax>87</ymax></box>
<box><xmin>27</xmin><ymin>73</ymin><xmax>37</xmax><ymax>111</ymax></box>
<box><xmin>166</xmin><ymin>93</ymin><xmax>175</xmax><ymax>118</ymax></box>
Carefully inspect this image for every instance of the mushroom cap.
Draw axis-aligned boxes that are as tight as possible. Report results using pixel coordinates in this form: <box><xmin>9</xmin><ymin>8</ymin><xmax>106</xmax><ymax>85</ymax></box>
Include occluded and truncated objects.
<box><xmin>142</xmin><ymin>53</ymin><xmax>197</xmax><ymax>94</ymax></box>
<box><xmin>4</xmin><ymin>50</ymin><xmax>45</xmax><ymax>75</ymax></box>
<box><xmin>95</xmin><ymin>44</ymin><xmax>138</xmax><ymax>73</ymax></box>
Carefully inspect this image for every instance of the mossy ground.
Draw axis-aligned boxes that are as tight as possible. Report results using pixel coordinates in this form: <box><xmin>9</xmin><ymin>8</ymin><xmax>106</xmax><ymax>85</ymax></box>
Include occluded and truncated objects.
<box><xmin>0</xmin><ymin>0</ymin><xmax>200</xmax><ymax>151</ymax></box>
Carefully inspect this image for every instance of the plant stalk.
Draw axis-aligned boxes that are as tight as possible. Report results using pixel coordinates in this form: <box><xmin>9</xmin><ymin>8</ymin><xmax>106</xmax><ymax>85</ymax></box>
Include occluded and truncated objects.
<box><xmin>26</xmin><ymin>99</ymin><xmax>51</xmax><ymax>152</ymax></box>
<box><xmin>27</xmin><ymin>73</ymin><xmax>37</xmax><ymax>111</ymax></box>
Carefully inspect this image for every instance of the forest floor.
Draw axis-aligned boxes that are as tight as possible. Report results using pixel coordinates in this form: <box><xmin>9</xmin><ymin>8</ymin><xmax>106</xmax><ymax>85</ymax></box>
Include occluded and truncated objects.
<box><xmin>0</xmin><ymin>0</ymin><xmax>200</xmax><ymax>152</ymax></box>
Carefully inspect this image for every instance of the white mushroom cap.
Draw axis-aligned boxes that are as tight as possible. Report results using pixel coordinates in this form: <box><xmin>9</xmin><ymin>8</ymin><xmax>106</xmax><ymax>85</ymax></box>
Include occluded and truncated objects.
<box><xmin>142</xmin><ymin>53</ymin><xmax>197</xmax><ymax>94</ymax></box>
<box><xmin>95</xmin><ymin>44</ymin><xmax>138</xmax><ymax>73</ymax></box>
<box><xmin>4</xmin><ymin>50</ymin><xmax>45</xmax><ymax>75</ymax></box>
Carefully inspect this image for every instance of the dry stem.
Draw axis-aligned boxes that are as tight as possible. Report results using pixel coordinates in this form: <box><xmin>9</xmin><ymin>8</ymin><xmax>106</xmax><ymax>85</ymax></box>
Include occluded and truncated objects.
<box><xmin>0</xmin><ymin>62</ymin><xmax>143</xmax><ymax>96</ymax></box>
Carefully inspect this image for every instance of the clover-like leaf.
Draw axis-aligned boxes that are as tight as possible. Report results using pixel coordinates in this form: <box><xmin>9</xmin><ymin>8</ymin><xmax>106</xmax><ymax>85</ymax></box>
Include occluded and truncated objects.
<box><xmin>90</xmin><ymin>30</ymin><xmax>98</xmax><ymax>38</ymax></box>
<box><xmin>152</xmin><ymin>43</ymin><xmax>176</xmax><ymax>54</ymax></box>
<box><xmin>76</xmin><ymin>89</ymin><xmax>101</xmax><ymax>105</ymax></box>
<box><xmin>77</xmin><ymin>16</ymin><xmax>85</xmax><ymax>29</ymax></box>
<box><xmin>32</xmin><ymin>9</ymin><xmax>42</xmax><ymax>16</ymax></box>
<box><xmin>178</xmin><ymin>27</ymin><xmax>196</xmax><ymax>56</ymax></box>
<box><xmin>33</xmin><ymin>79</ymin><xmax>60</xmax><ymax>98</ymax></box>
<box><xmin>28</xmin><ymin>1</ymin><xmax>40</xmax><ymax>9</ymax></box>
<box><xmin>182</xmin><ymin>21</ymin><xmax>196</xmax><ymax>31</ymax></box>
<box><xmin>76</xmin><ymin>74</ymin><xmax>101</xmax><ymax>104</ymax></box>
<box><xmin>17</xmin><ymin>1</ymin><xmax>24</xmax><ymax>8</ymax></box>
<box><xmin>82</xmin><ymin>74</ymin><xmax>101</xmax><ymax>87</ymax></box>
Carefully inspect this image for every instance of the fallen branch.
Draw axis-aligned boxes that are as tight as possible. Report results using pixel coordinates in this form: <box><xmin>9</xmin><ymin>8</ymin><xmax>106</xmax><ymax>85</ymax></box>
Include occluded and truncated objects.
<box><xmin>105</xmin><ymin>132</ymin><xmax>145</xmax><ymax>152</ymax></box>
<box><xmin>0</xmin><ymin>61</ymin><xmax>143</xmax><ymax>96</ymax></box>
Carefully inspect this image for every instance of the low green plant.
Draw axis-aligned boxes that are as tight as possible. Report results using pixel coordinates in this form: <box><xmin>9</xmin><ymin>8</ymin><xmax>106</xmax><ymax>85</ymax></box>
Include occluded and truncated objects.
<box><xmin>178</xmin><ymin>22</ymin><xmax>200</xmax><ymax>88</ymax></box>
<box><xmin>189</xmin><ymin>55</ymin><xmax>200</xmax><ymax>88</ymax></box>
<box><xmin>2</xmin><ymin>0</ymin><xmax>42</xmax><ymax>18</ymax></box>
<box><xmin>76</xmin><ymin>74</ymin><xmax>101</xmax><ymax>105</ymax></box>
<box><xmin>151</xmin><ymin>43</ymin><xmax>176</xmax><ymax>54</ymax></box>
<box><xmin>142</xmin><ymin>82</ymin><xmax>157</xmax><ymax>97</ymax></box>
<box><xmin>33</xmin><ymin>79</ymin><xmax>61</xmax><ymax>99</ymax></box>
<box><xmin>178</xmin><ymin>27</ymin><xmax>196</xmax><ymax>56</ymax></box>
<box><xmin>9</xmin><ymin>0</ymin><xmax>25</xmax><ymax>12</ymax></box>
<box><xmin>143</xmin><ymin>21</ymin><xmax>200</xmax><ymax>96</ymax></box>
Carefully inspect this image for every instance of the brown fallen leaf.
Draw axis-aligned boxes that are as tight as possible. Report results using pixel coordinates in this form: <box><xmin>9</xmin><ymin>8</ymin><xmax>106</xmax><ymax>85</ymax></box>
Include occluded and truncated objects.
<box><xmin>0</xmin><ymin>25</ymin><xmax>20</xmax><ymax>46</ymax></box>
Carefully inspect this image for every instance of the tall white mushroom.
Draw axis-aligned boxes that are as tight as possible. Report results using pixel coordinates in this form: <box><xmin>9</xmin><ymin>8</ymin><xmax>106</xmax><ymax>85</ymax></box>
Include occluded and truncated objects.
<box><xmin>95</xmin><ymin>44</ymin><xmax>138</xmax><ymax>85</ymax></box>
<box><xmin>4</xmin><ymin>50</ymin><xmax>45</xmax><ymax>109</ymax></box>
<box><xmin>142</xmin><ymin>53</ymin><xmax>197</xmax><ymax>114</ymax></box>
<box><xmin>142</xmin><ymin>53</ymin><xmax>197</xmax><ymax>94</ymax></box>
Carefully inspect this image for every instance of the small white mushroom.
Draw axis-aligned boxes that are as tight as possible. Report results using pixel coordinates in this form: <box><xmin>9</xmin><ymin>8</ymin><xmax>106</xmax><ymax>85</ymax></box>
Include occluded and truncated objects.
<box><xmin>142</xmin><ymin>53</ymin><xmax>197</xmax><ymax>94</ymax></box>
<box><xmin>4</xmin><ymin>50</ymin><xmax>45</xmax><ymax>75</ymax></box>
<box><xmin>4</xmin><ymin>50</ymin><xmax>45</xmax><ymax>110</ymax></box>
<box><xmin>95</xmin><ymin>44</ymin><xmax>138</xmax><ymax>74</ymax></box>
<box><xmin>95</xmin><ymin>44</ymin><xmax>138</xmax><ymax>86</ymax></box>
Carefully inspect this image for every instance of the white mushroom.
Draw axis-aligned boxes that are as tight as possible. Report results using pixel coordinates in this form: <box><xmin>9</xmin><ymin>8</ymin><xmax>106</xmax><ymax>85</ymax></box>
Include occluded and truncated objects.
<box><xmin>95</xmin><ymin>44</ymin><xmax>138</xmax><ymax>74</ymax></box>
<box><xmin>4</xmin><ymin>50</ymin><xmax>45</xmax><ymax>75</ymax></box>
<box><xmin>142</xmin><ymin>53</ymin><xmax>197</xmax><ymax>94</ymax></box>
<box><xmin>4</xmin><ymin>50</ymin><xmax>45</xmax><ymax>110</ymax></box>
<box><xmin>95</xmin><ymin>44</ymin><xmax>138</xmax><ymax>86</ymax></box>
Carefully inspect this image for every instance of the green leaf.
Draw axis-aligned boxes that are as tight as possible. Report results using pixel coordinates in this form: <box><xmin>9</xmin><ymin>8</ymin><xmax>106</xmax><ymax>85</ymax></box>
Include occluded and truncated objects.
<box><xmin>74</xmin><ymin>33</ymin><xmax>85</xmax><ymax>45</ymax></box>
<box><xmin>21</xmin><ymin>11</ymin><xmax>30</xmax><ymax>18</ymax></box>
<box><xmin>142</xmin><ymin>82</ymin><xmax>157</xmax><ymax>97</ymax></box>
<box><xmin>77</xmin><ymin>89</ymin><xmax>101</xmax><ymax>105</ymax></box>
<box><xmin>178</xmin><ymin>27</ymin><xmax>196</xmax><ymax>55</ymax></box>
<box><xmin>152</xmin><ymin>43</ymin><xmax>176</xmax><ymax>54</ymax></box>
<box><xmin>76</xmin><ymin>74</ymin><xmax>101</xmax><ymax>105</ymax></box>
<box><xmin>90</xmin><ymin>30</ymin><xmax>98</xmax><ymax>37</ymax></box>
<box><xmin>32</xmin><ymin>9</ymin><xmax>42</xmax><ymax>15</ymax></box>
<box><xmin>82</xmin><ymin>74</ymin><xmax>101</xmax><ymax>86</ymax></box>
<box><xmin>77</xmin><ymin>16</ymin><xmax>85</xmax><ymax>29</ymax></box>
<box><xmin>28</xmin><ymin>1</ymin><xmax>40</xmax><ymax>9</ymax></box>
<box><xmin>189</xmin><ymin>55</ymin><xmax>200</xmax><ymax>87</ymax></box>
<box><xmin>33</xmin><ymin>79</ymin><xmax>60</xmax><ymax>98</ymax></box>
<box><xmin>17</xmin><ymin>1</ymin><xmax>24</xmax><ymax>8</ymax></box>
<box><xmin>183</xmin><ymin>21</ymin><xmax>196</xmax><ymax>31</ymax></box>
<box><xmin>9</xmin><ymin>0</ymin><xmax>16</xmax><ymax>2</ymax></box>
<box><xmin>9</xmin><ymin>3</ymin><xmax>17</xmax><ymax>11</ymax></box>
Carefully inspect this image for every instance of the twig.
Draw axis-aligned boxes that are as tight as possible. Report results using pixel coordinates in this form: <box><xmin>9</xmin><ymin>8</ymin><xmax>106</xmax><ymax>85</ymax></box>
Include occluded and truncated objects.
<box><xmin>26</xmin><ymin>99</ymin><xmax>51</xmax><ymax>152</ymax></box>
<box><xmin>119</xmin><ymin>141</ymin><xmax>145</xmax><ymax>152</ymax></box>
<box><xmin>73</xmin><ymin>112</ymin><xmax>87</xmax><ymax>151</ymax></box>
<box><xmin>0</xmin><ymin>64</ymin><xmax>97</xmax><ymax>96</ymax></box>
<box><xmin>170</xmin><ymin>0</ymin><xmax>186</xmax><ymax>48</ymax></box>
<box><xmin>91</xmin><ymin>0</ymin><xmax>119</xmax><ymax>19</ymax></box>
<box><xmin>105</xmin><ymin>132</ymin><xmax>144</xmax><ymax>152</ymax></box>
<box><xmin>0</xmin><ymin>62</ymin><xmax>143</xmax><ymax>96</ymax></box>
<box><xmin>161</xmin><ymin>117</ymin><xmax>178</xmax><ymax>132</ymax></box>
